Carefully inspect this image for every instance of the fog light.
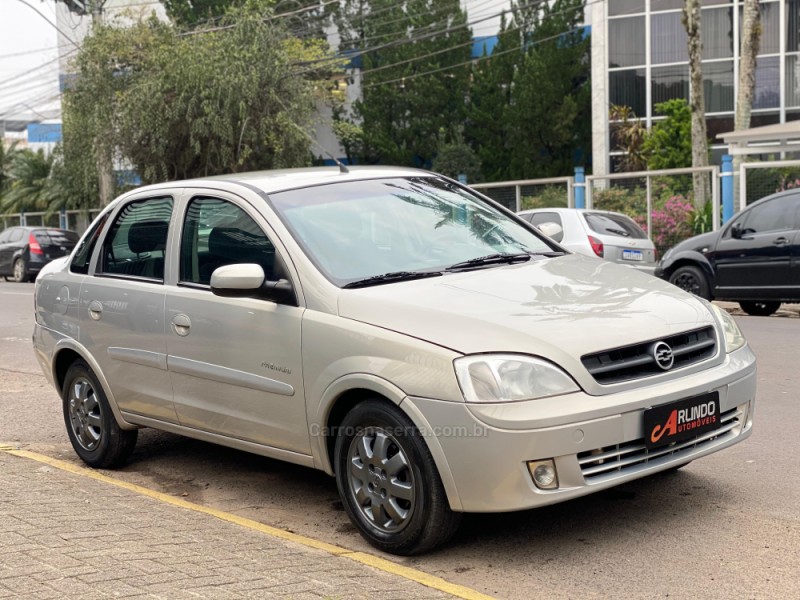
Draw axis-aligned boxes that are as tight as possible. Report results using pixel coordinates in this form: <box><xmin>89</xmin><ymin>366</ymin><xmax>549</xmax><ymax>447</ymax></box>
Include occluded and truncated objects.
<box><xmin>528</xmin><ymin>459</ymin><xmax>558</xmax><ymax>490</ymax></box>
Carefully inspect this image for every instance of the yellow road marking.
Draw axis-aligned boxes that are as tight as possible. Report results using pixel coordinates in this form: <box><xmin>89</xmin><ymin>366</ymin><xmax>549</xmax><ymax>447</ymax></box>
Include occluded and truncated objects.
<box><xmin>2</xmin><ymin>448</ymin><xmax>494</xmax><ymax>600</ymax></box>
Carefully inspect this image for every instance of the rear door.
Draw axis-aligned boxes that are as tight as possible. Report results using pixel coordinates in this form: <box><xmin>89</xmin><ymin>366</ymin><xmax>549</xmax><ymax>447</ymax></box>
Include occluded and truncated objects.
<box><xmin>78</xmin><ymin>194</ymin><xmax>178</xmax><ymax>422</ymax></box>
<box><xmin>713</xmin><ymin>194</ymin><xmax>800</xmax><ymax>298</ymax></box>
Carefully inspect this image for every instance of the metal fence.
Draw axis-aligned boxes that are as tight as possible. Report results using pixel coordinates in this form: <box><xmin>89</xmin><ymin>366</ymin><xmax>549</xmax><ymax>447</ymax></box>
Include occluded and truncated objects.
<box><xmin>0</xmin><ymin>209</ymin><xmax>101</xmax><ymax>235</ymax></box>
<box><xmin>739</xmin><ymin>159</ymin><xmax>800</xmax><ymax>210</ymax></box>
<box><xmin>471</xmin><ymin>177</ymin><xmax>574</xmax><ymax>212</ymax></box>
<box><xmin>584</xmin><ymin>167</ymin><xmax>720</xmax><ymax>256</ymax></box>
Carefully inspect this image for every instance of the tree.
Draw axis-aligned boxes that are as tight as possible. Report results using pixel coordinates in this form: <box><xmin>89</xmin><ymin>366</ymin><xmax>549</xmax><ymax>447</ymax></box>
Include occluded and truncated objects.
<box><xmin>0</xmin><ymin>149</ymin><xmax>57</xmax><ymax>214</ymax></box>
<box><xmin>609</xmin><ymin>105</ymin><xmax>649</xmax><ymax>172</ymax></box>
<box><xmin>683</xmin><ymin>0</ymin><xmax>709</xmax><ymax>206</ymax></box>
<box><xmin>431</xmin><ymin>128</ymin><xmax>482</xmax><ymax>183</ymax></box>
<box><xmin>336</xmin><ymin>0</ymin><xmax>473</xmax><ymax>167</ymax></box>
<box><xmin>0</xmin><ymin>141</ymin><xmax>20</xmax><ymax>198</ymax></box>
<box><xmin>162</xmin><ymin>0</ymin><xmax>241</xmax><ymax>27</ymax></box>
<box><xmin>64</xmin><ymin>2</ymin><xmax>335</xmax><ymax>189</ymax></box>
<box><xmin>504</xmin><ymin>0</ymin><xmax>590</xmax><ymax>179</ymax></box>
<box><xmin>465</xmin><ymin>12</ymin><xmax>520</xmax><ymax>181</ymax></box>
<box><xmin>643</xmin><ymin>99</ymin><xmax>693</xmax><ymax>170</ymax></box>
<box><xmin>734</xmin><ymin>0</ymin><xmax>762</xmax><ymax>204</ymax></box>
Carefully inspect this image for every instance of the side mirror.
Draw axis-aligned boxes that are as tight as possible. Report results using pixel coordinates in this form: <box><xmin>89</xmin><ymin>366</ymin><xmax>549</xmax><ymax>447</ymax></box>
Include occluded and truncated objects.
<box><xmin>210</xmin><ymin>263</ymin><xmax>296</xmax><ymax>305</ymax></box>
<box><xmin>537</xmin><ymin>222</ymin><xmax>564</xmax><ymax>242</ymax></box>
<box><xmin>730</xmin><ymin>223</ymin><xmax>743</xmax><ymax>239</ymax></box>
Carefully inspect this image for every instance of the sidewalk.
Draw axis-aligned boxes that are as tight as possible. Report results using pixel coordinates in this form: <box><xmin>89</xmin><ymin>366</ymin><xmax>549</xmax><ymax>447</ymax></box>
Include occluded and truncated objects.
<box><xmin>715</xmin><ymin>300</ymin><xmax>800</xmax><ymax>317</ymax></box>
<box><xmin>0</xmin><ymin>450</ymin><xmax>467</xmax><ymax>600</ymax></box>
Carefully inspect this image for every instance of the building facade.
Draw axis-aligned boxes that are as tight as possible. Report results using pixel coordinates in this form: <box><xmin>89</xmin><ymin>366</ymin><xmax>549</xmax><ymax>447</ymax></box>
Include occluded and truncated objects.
<box><xmin>591</xmin><ymin>0</ymin><xmax>800</xmax><ymax>175</ymax></box>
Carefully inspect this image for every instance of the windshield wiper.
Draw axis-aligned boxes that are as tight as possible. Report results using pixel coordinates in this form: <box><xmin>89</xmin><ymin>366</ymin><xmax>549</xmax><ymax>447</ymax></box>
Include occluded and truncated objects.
<box><xmin>446</xmin><ymin>252</ymin><xmax>532</xmax><ymax>271</ymax></box>
<box><xmin>342</xmin><ymin>271</ymin><xmax>443</xmax><ymax>289</ymax></box>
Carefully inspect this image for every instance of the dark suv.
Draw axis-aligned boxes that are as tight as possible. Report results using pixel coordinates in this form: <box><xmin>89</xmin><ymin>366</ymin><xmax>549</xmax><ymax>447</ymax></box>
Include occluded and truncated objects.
<box><xmin>0</xmin><ymin>227</ymin><xmax>79</xmax><ymax>282</ymax></box>
<box><xmin>655</xmin><ymin>189</ymin><xmax>800</xmax><ymax>316</ymax></box>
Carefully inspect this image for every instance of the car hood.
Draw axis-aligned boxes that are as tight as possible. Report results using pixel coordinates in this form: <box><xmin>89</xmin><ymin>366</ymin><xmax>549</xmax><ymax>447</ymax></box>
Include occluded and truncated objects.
<box><xmin>669</xmin><ymin>230</ymin><xmax>720</xmax><ymax>255</ymax></box>
<box><xmin>337</xmin><ymin>255</ymin><xmax>716</xmax><ymax>385</ymax></box>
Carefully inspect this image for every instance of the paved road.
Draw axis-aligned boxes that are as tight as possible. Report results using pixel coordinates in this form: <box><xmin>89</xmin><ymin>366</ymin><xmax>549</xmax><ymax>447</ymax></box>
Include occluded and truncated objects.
<box><xmin>2</xmin><ymin>281</ymin><xmax>799</xmax><ymax>599</ymax></box>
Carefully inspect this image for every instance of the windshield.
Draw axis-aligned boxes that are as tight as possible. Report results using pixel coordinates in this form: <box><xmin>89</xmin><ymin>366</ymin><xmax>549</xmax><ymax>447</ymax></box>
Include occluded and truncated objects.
<box><xmin>269</xmin><ymin>177</ymin><xmax>556</xmax><ymax>287</ymax></box>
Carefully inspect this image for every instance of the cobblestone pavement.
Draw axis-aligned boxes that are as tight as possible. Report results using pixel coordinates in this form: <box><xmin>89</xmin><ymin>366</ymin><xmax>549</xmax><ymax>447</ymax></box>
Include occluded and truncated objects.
<box><xmin>0</xmin><ymin>451</ymin><xmax>456</xmax><ymax>600</ymax></box>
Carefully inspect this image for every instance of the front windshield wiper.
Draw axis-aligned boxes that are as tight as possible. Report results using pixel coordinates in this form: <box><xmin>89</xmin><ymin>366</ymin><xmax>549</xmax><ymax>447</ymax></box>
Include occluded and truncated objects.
<box><xmin>446</xmin><ymin>252</ymin><xmax>533</xmax><ymax>271</ymax></box>
<box><xmin>342</xmin><ymin>270</ymin><xmax>443</xmax><ymax>289</ymax></box>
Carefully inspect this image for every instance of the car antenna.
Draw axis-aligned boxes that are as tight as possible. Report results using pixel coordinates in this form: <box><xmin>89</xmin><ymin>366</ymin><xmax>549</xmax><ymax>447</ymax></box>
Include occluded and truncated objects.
<box><xmin>286</xmin><ymin>119</ymin><xmax>349</xmax><ymax>174</ymax></box>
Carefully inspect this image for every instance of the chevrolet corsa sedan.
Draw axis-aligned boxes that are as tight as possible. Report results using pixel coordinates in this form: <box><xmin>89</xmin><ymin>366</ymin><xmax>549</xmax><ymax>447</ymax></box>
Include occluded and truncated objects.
<box><xmin>33</xmin><ymin>167</ymin><xmax>756</xmax><ymax>555</ymax></box>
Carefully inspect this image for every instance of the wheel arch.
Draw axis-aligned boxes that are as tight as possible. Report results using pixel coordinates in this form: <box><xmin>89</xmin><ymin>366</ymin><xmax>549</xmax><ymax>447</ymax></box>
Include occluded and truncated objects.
<box><xmin>312</xmin><ymin>375</ymin><xmax>462</xmax><ymax>511</ymax></box>
<box><xmin>663</xmin><ymin>253</ymin><xmax>716</xmax><ymax>291</ymax></box>
<box><xmin>51</xmin><ymin>341</ymin><xmax>138</xmax><ymax>430</ymax></box>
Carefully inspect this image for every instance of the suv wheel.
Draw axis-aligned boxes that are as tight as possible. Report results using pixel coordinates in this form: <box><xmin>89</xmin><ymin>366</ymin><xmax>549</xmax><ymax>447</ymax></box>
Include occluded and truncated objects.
<box><xmin>739</xmin><ymin>301</ymin><xmax>780</xmax><ymax>316</ymax></box>
<box><xmin>668</xmin><ymin>265</ymin><xmax>711</xmax><ymax>300</ymax></box>
<box><xmin>334</xmin><ymin>400</ymin><xmax>461</xmax><ymax>555</ymax></box>
<box><xmin>62</xmin><ymin>360</ymin><xmax>138</xmax><ymax>468</ymax></box>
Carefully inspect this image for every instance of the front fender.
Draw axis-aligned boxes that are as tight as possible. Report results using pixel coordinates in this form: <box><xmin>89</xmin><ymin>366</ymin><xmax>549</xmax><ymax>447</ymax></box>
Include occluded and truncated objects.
<box><xmin>659</xmin><ymin>250</ymin><xmax>716</xmax><ymax>285</ymax></box>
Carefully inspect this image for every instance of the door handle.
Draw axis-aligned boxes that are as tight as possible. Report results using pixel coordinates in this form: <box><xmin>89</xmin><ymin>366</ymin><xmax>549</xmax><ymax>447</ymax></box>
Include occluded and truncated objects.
<box><xmin>772</xmin><ymin>237</ymin><xmax>790</xmax><ymax>246</ymax></box>
<box><xmin>88</xmin><ymin>300</ymin><xmax>103</xmax><ymax>321</ymax></box>
<box><xmin>171</xmin><ymin>314</ymin><xmax>191</xmax><ymax>337</ymax></box>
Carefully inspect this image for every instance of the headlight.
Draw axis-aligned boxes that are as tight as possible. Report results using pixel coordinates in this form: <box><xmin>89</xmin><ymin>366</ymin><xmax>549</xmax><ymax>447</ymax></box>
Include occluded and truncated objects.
<box><xmin>454</xmin><ymin>354</ymin><xmax>580</xmax><ymax>403</ymax></box>
<box><xmin>708</xmin><ymin>302</ymin><xmax>746</xmax><ymax>353</ymax></box>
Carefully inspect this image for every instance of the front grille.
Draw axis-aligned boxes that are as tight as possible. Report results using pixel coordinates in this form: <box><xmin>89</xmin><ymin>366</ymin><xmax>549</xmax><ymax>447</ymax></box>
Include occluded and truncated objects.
<box><xmin>577</xmin><ymin>406</ymin><xmax>743</xmax><ymax>482</ymax></box>
<box><xmin>581</xmin><ymin>326</ymin><xmax>716</xmax><ymax>384</ymax></box>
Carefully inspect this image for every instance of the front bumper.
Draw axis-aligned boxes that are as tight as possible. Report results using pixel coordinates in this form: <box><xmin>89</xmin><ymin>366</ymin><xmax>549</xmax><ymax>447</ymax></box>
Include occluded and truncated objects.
<box><xmin>404</xmin><ymin>344</ymin><xmax>756</xmax><ymax>513</ymax></box>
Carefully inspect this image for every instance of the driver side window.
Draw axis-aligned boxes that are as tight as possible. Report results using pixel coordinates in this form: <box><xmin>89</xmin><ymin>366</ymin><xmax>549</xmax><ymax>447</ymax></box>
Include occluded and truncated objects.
<box><xmin>180</xmin><ymin>196</ymin><xmax>276</xmax><ymax>286</ymax></box>
<box><xmin>731</xmin><ymin>195</ymin><xmax>800</xmax><ymax>237</ymax></box>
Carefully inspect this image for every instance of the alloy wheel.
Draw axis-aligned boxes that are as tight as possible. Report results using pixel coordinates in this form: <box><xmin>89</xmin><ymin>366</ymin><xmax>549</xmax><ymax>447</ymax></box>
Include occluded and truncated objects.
<box><xmin>347</xmin><ymin>427</ymin><xmax>416</xmax><ymax>533</ymax></box>
<box><xmin>67</xmin><ymin>377</ymin><xmax>103</xmax><ymax>451</ymax></box>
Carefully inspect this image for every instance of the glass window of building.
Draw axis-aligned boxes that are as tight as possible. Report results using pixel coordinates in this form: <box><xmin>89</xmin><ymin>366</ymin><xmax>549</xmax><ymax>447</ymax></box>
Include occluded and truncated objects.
<box><xmin>651</xmin><ymin>0</ymin><xmax>683</xmax><ymax>10</ymax></box>
<box><xmin>704</xmin><ymin>61</ymin><xmax>735</xmax><ymax>112</ymax></box>
<box><xmin>740</xmin><ymin>2</ymin><xmax>780</xmax><ymax>55</ymax></box>
<box><xmin>788</xmin><ymin>0</ymin><xmax>800</xmax><ymax>52</ymax></box>
<box><xmin>652</xmin><ymin>65</ymin><xmax>690</xmax><ymax>110</ymax></box>
<box><xmin>610</xmin><ymin>69</ymin><xmax>647</xmax><ymax>115</ymax></box>
<box><xmin>608</xmin><ymin>0</ymin><xmax>645</xmax><ymax>16</ymax></box>
<box><xmin>652</xmin><ymin>13</ymin><xmax>689</xmax><ymax>64</ymax></box>
<box><xmin>703</xmin><ymin>7</ymin><xmax>734</xmax><ymax>59</ymax></box>
<box><xmin>755</xmin><ymin>56</ymin><xmax>781</xmax><ymax>108</ymax></box>
<box><xmin>787</xmin><ymin>54</ymin><xmax>800</xmax><ymax>107</ymax></box>
<box><xmin>609</xmin><ymin>17</ymin><xmax>646</xmax><ymax>67</ymax></box>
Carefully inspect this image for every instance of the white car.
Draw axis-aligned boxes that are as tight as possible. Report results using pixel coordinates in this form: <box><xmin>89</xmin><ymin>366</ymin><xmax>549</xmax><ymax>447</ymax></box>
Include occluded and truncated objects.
<box><xmin>32</xmin><ymin>167</ymin><xmax>754</xmax><ymax>555</ymax></box>
<box><xmin>519</xmin><ymin>208</ymin><xmax>658</xmax><ymax>275</ymax></box>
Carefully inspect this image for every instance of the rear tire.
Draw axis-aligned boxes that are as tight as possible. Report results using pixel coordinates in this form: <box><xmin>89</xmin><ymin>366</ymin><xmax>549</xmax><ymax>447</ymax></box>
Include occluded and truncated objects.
<box><xmin>12</xmin><ymin>258</ymin><xmax>28</xmax><ymax>283</ymax></box>
<box><xmin>334</xmin><ymin>400</ymin><xmax>461</xmax><ymax>555</ymax></box>
<box><xmin>668</xmin><ymin>265</ymin><xmax>711</xmax><ymax>300</ymax></box>
<box><xmin>62</xmin><ymin>360</ymin><xmax>137</xmax><ymax>468</ymax></box>
<box><xmin>739</xmin><ymin>301</ymin><xmax>780</xmax><ymax>316</ymax></box>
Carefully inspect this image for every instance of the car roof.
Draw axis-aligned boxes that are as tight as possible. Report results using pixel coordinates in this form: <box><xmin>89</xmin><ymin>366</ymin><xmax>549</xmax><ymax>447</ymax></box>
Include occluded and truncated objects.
<box><xmin>128</xmin><ymin>166</ymin><xmax>434</xmax><ymax>196</ymax></box>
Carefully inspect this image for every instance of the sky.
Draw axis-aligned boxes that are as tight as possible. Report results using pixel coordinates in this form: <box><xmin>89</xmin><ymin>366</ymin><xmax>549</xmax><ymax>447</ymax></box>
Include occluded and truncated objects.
<box><xmin>0</xmin><ymin>0</ymin><xmax>512</xmax><ymax>124</ymax></box>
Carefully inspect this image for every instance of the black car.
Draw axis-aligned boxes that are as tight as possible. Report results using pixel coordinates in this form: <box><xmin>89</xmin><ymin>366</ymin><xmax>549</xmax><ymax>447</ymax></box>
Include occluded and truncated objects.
<box><xmin>0</xmin><ymin>226</ymin><xmax>79</xmax><ymax>283</ymax></box>
<box><xmin>655</xmin><ymin>189</ymin><xmax>800</xmax><ymax>316</ymax></box>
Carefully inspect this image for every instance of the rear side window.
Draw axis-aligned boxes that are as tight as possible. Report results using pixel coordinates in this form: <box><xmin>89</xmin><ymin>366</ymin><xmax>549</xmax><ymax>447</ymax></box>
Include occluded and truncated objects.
<box><xmin>583</xmin><ymin>212</ymin><xmax>647</xmax><ymax>239</ymax></box>
<box><xmin>71</xmin><ymin>215</ymin><xmax>109</xmax><ymax>274</ymax></box>
<box><xmin>0</xmin><ymin>229</ymin><xmax>11</xmax><ymax>243</ymax></box>
<box><xmin>526</xmin><ymin>212</ymin><xmax>564</xmax><ymax>242</ymax></box>
<box><xmin>8</xmin><ymin>228</ymin><xmax>23</xmax><ymax>243</ymax></box>
<box><xmin>180</xmin><ymin>196</ymin><xmax>276</xmax><ymax>286</ymax></box>
<box><xmin>100</xmin><ymin>197</ymin><xmax>173</xmax><ymax>281</ymax></box>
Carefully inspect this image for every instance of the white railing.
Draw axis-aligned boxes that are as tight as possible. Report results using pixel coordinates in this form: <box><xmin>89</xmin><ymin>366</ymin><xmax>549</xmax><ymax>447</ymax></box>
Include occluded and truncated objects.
<box><xmin>1</xmin><ymin>209</ymin><xmax>102</xmax><ymax>235</ymax></box>
<box><xmin>471</xmin><ymin>176</ymin><xmax>575</xmax><ymax>212</ymax></box>
<box><xmin>739</xmin><ymin>159</ymin><xmax>800</xmax><ymax>210</ymax></box>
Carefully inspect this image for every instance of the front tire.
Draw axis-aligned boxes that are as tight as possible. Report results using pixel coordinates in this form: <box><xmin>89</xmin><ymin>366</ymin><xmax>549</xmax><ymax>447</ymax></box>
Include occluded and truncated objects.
<box><xmin>739</xmin><ymin>301</ymin><xmax>780</xmax><ymax>316</ymax></box>
<box><xmin>12</xmin><ymin>258</ymin><xmax>28</xmax><ymax>283</ymax></box>
<box><xmin>62</xmin><ymin>360</ymin><xmax>137</xmax><ymax>468</ymax></box>
<box><xmin>334</xmin><ymin>400</ymin><xmax>461</xmax><ymax>555</ymax></box>
<box><xmin>668</xmin><ymin>264</ymin><xmax>711</xmax><ymax>300</ymax></box>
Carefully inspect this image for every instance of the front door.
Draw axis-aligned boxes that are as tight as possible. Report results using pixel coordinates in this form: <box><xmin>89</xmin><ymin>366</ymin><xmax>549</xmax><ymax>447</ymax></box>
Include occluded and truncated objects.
<box><xmin>713</xmin><ymin>194</ymin><xmax>800</xmax><ymax>299</ymax></box>
<box><xmin>165</xmin><ymin>194</ymin><xmax>309</xmax><ymax>454</ymax></box>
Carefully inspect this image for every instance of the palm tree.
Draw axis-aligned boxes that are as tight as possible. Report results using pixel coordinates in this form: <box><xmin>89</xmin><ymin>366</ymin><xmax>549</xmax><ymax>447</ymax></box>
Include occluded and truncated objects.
<box><xmin>0</xmin><ymin>148</ymin><xmax>58</xmax><ymax>214</ymax></box>
<box><xmin>0</xmin><ymin>140</ymin><xmax>20</xmax><ymax>197</ymax></box>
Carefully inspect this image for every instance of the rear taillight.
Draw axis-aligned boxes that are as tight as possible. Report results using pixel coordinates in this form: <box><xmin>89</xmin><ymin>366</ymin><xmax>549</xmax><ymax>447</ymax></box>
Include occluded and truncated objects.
<box><xmin>588</xmin><ymin>235</ymin><xmax>604</xmax><ymax>257</ymax></box>
<box><xmin>29</xmin><ymin>233</ymin><xmax>43</xmax><ymax>255</ymax></box>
